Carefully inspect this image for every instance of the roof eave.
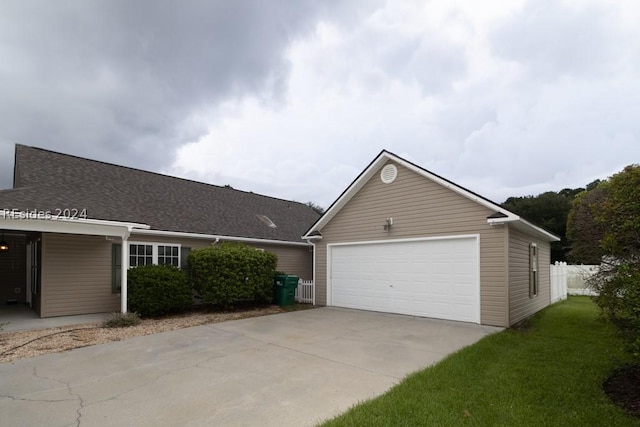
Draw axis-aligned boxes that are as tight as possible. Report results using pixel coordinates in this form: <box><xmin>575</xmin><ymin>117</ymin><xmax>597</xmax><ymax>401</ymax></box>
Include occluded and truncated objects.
<box><xmin>488</xmin><ymin>217</ymin><xmax>561</xmax><ymax>242</ymax></box>
<box><xmin>133</xmin><ymin>228</ymin><xmax>311</xmax><ymax>247</ymax></box>
<box><xmin>307</xmin><ymin>150</ymin><xmax>560</xmax><ymax>243</ymax></box>
<box><xmin>302</xmin><ymin>234</ymin><xmax>323</xmax><ymax>241</ymax></box>
<box><xmin>0</xmin><ymin>215</ymin><xmax>149</xmax><ymax>238</ymax></box>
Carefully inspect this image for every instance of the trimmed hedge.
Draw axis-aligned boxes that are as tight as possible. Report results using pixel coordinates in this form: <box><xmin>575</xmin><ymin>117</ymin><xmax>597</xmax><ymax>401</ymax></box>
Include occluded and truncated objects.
<box><xmin>127</xmin><ymin>265</ymin><xmax>192</xmax><ymax>316</ymax></box>
<box><xmin>188</xmin><ymin>243</ymin><xmax>277</xmax><ymax>307</ymax></box>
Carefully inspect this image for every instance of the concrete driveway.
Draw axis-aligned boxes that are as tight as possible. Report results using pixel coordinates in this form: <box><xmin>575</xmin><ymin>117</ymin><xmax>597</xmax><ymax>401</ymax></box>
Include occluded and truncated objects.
<box><xmin>0</xmin><ymin>308</ymin><xmax>500</xmax><ymax>426</ymax></box>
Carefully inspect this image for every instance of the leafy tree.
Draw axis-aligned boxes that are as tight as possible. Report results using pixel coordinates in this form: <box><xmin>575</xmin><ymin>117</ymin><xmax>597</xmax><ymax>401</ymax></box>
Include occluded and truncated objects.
<box><xmin>581</xmin><ymin>164</ymin><xmax>640</xmax><ymax>357</ymax></box>
<box><xmin>306</xmin><ymin>201</ymin><xmax>325</xmax><ymax>215</ymax></box>
<box><xmin>502</xmin><ymin>191</ymin><xmax>578</xmax><ymax>262</ymax></box>
<box><xmin>586</xmin><ymin>179</ymin><xmax>603</xmax><ymax>191</ymax></box>
<box><xmin>598</xmin><ymin>165</ymin><xmax>640</xmax><ymax>260</ymax></box>
<box><xmin>566</xmin><ymin>184</ymin><xmax>608</xmax><ymax>264</ymax></box>
<box><xmin>591</xmin><ymin>262</ymin><xmax>640</xmax><ymax>357</ymax></box>
<box><xmin>559</xmin><ymin>187</ymin><xmax>585</xmax><ymax>199</ymax></box>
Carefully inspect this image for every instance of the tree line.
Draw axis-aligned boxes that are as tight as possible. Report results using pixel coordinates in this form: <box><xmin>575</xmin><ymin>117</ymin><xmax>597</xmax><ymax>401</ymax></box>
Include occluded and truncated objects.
<box><xmin>504</xmin><ymin>164</ymin><xmax>640</xmax><ymax>356</ymax></box>
<box><xmin>501</xmin><ymin>179</ymin><xmax>605</xmax><ymax>263</ymax></box>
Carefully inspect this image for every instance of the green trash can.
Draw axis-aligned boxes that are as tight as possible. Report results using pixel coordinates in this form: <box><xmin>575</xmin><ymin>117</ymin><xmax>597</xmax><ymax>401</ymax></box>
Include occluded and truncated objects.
<box><xmin>274</xmin><ymin>274</ymin><xmax>299</xmax><ymax>306</ymax></box>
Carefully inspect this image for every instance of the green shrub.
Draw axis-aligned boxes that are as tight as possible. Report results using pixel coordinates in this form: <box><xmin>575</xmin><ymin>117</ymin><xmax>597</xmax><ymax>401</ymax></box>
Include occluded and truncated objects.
<box><xmin>103</xmin><ymin>312</ymin><xmax>141</xmax><ymax>328</ymax></box>
<box><xmin>127</xmin><ymin>264</ymin><xmax>192</xmax><ymax>316</ymax></box>
<box><xmin>188</xmin><ymin>243</ymin><xmax>277</xmax><ymax>308</ymax></box>
<box><xmin>591</xmin><ymin>262</ymin><xmax>640</xmax><ymax>357</ymax></box>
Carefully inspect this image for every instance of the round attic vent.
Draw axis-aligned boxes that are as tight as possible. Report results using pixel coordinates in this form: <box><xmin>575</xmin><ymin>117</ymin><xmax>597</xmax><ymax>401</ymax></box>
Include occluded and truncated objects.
<box><xmin>380</xmin><ymin>164</ymin><xmax>398</xmax><ymax>184</ymax></box>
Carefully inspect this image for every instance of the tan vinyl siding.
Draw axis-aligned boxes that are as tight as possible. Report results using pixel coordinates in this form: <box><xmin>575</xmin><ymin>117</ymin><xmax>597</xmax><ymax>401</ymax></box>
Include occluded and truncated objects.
<box><xmin>41</xmin><ymin>233</ymin><xmax>118</xmax><ymax>317</ymax></box>
<box><xmin>256</xmin><ymin>243</ymin><xmax>313</xmax><ymax>280</ymax></box>
<box><xmin>316</xmin><ymin>161</ymin><xmax>509</xmax><ymax>326</ymax></box>
<box><xmin>40</xmin><ymin>233</ymin><xmax>312</xmax><ymax>318</ymax></box>
<box><xmin>129</xmin><ymin>233</ymin><xmax>312</xmax><ymax>279</ymax></box>
<box><xmin>508</xmin><ymin>227</ymin><xmax>552</xmax><ymax>325</ymax></box>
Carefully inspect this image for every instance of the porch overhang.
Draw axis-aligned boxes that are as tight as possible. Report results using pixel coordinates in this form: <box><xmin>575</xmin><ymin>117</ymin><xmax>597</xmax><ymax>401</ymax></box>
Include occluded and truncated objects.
<box><xmin>0</xmin><ymin>212</ymin><xmax>149</xmax><ymax>239</ymax></box>
<box><xmin>0</xmin><ymin>213</ymin><xmax>150</xmax><ymax>314</ymax></box>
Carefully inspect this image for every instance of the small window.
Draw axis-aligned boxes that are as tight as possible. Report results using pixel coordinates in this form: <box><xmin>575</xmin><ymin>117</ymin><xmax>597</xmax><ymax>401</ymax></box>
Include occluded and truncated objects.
<box><xmin>529</xmin><ymin>243</ymin><xmax>539</xmax><ymax>297</ymax></box>
<box><xmin>130</xmin><ymin>244</ymin><xmax>153</xmax><ymax>267</ymax></box>
<box><xmin>113</xmin><ymin>242</ymin><xmax>184</xmax><ymax>293</ymax></box>
<box><xmin>127</xmin><ymin>242</ymin><xmax>182</xmax><ymax>269</ymax></box>
<box><xmin>180</xmin><ymin>247</ymin><xmax>191</xmax><ymax>271</ymax></box>
<box><xmin>112</xmin><ymin>244</ymin><xmax>121</xmax><ymax>293</ymax></box>
<box><xmin>158</xmin><ymin>245</ymin><xmax>180</xmax><ymax>267</ymax></box>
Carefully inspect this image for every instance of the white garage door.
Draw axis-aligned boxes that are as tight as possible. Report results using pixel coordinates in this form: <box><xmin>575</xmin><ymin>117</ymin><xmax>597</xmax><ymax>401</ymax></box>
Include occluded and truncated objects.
<box><xmin>329</xmin><ymin>237</ymin><xmax>480</xmax><ymax>323</ymax></box>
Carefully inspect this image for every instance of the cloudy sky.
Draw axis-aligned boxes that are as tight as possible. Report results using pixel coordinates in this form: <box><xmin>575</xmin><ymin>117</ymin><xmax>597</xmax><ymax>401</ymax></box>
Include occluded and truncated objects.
<box><xmin>1</xmin><ymin>0</ymin><xmax>639</xmax><ymax>209</ymax></box>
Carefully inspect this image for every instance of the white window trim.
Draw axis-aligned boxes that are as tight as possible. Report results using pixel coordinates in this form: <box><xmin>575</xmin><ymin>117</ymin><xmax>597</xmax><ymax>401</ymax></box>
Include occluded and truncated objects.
<box><xmin>530</xmin><ymin>243</ymin><xmax>539</xmax><ymax>298</ymax></box>
<box><xmin>128</xmin><ymin>241</ymin><xmax>182</xmax><ymax>268</ymax></box>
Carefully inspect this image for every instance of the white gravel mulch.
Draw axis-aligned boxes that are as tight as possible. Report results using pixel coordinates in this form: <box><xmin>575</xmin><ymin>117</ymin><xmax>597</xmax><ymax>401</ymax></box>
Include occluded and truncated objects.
<box><xmin>0</xmin><ymin>306</ymin><xmax>289</xmax><ymax>364</ymax></box>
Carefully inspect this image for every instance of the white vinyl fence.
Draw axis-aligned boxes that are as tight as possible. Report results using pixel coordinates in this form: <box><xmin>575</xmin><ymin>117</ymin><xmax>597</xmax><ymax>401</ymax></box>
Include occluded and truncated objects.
<box><xmin>550</xmin><ymin>261</ymin><xmax>568</xmax><ymax>303</ymax></box>
<box><xmin>295</xmin><ymin>279</ymin><xmax>314</xmax><ymax>304</ymax></box>
<box><xmin>567</xmin><ymin>265</ymin><xmax>599</xmax><ymax>295</ymax></box>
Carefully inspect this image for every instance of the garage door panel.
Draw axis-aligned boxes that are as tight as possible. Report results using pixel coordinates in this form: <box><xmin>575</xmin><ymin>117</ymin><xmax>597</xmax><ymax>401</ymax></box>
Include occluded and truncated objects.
<box><xmin>330</xmin><ymin>238</ymin><xmax>479</xmax><ymax>323</ymax></box>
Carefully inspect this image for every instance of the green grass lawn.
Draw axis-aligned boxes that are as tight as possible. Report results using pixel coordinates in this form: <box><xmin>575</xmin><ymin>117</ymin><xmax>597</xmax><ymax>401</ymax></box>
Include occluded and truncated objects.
<box><xmin>322</xmin><ymin>297</ymin><xmax>639</xmax><ymax>427</ymax></box>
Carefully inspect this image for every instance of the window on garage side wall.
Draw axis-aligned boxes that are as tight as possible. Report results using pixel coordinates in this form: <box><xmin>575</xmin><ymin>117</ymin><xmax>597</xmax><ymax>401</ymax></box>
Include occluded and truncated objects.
<box><xmin>529</xmin><ymin>243</ymin><xmax>539</xmax><ymax>297</ymax></box>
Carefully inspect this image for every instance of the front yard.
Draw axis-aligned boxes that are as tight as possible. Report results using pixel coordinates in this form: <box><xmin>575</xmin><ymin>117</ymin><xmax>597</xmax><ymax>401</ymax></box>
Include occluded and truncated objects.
<box><xmin>323</xmin><ymin>297</ymin><xmax>640</xmax><ymax>426</ymax></box>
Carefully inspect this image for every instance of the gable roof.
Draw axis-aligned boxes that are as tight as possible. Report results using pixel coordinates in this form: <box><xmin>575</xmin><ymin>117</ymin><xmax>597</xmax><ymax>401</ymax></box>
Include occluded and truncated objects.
<box><xmin>303</xmin><ymin>150</ymin><xmax>560</xmax><ymax>242</ymax></box>
<box><xmin>1</xmin><ymin>145</ymin><xmax>320</xmax><ymax>244</ymax></box>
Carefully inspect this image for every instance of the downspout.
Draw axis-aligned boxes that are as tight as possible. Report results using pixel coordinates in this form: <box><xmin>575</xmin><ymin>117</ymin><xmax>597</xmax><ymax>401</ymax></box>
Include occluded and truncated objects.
<box><xmin>311</xmin><ymin>242</ymin><xmax>316</xmax><ymax>305</ymax></box>
<box><xmin>121</xmin><ymin>226</ymin><xmax>132</xmax><ymax>313</ymax></box>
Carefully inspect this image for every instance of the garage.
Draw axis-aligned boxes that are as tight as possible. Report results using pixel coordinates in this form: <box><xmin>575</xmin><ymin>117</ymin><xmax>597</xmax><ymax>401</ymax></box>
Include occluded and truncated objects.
<box><xmin>305</xmin><ymin>151</ymin><xmax>559</xmax><ymax>327</ymax></box>
<box><xmin>328</xmin><ymin>236</ymin><xmax>480</xmax><ymax>323</ymax></box>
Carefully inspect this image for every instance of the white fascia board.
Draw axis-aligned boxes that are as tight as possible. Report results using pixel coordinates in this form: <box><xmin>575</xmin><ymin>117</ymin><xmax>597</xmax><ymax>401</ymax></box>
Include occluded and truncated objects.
<box><xmin>513</xmin><ymin>218</ymin><xmax>561</xmax><ymax>242</ymax></box>
<box><xmin>490</xmin><ymin>216</ymin><xmax>560</xmax><ymax>242</ymax></box>
<box><xmin>487</xmin><ymin>217</ymin><xmax>517</xmax><ymax>226</ymax></box>
<box><xmin>58</xmin><ymin>218</ymin><xmax>150</xmax><ymax>230</ymax></box>
<box><xmin>0</xmin><ymin>216</ymin><xmax>148</xmax><ymax>238</ymax></box>
<box><xmin>132</xmin><ymin>228</ymin><xmax>312</xmax><ymax>247</ymax></box>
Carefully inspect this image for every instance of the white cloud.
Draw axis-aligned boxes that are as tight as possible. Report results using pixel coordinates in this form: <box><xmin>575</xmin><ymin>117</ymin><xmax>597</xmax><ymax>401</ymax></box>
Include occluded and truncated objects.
<box><xmin>3</xmin><ymin>1</ymin><xmax>636</xmax><ymax>210</ymax></box>
<box><xmin>170</xmin><ymin>0</ymin><xmax>640</xmax><ymax>208</ymax></box>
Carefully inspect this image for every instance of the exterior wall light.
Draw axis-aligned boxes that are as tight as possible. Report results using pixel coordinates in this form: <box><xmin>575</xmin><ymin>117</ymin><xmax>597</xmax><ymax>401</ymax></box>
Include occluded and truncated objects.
<box><xmin>0</xmin><ymin>234</ymin><xmax>9</xmax><ymax>252</ymax></box>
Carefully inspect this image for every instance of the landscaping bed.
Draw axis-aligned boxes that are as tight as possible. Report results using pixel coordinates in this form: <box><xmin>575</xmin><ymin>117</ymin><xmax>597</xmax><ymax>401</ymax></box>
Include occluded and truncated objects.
<box><xmin>605</xmin><ymin>364</ymin><xmax>640</xmax><ymax>418</ymax></box>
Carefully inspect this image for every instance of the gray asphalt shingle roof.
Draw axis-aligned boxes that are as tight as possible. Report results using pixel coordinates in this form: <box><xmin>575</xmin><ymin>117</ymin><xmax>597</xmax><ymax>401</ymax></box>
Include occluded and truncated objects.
<box><xmin>0</xmin><ymin>145</ymin><xmax>320</xmax><ymax>243</ymax></box>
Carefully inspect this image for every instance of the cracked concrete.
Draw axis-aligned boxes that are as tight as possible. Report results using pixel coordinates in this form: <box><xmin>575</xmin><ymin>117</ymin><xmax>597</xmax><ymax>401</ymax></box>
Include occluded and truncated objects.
<box><xmin>0</xmin><ymin>307</ymin><xmax>500</xmax><ymax>426</ymax></box>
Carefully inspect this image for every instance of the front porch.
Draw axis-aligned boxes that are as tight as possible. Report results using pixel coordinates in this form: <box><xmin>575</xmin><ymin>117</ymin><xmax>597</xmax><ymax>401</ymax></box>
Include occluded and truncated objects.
<box><xmin>0</xmin><ymin>304</ymin><xmax>108</xmax><ymax>332</ymax></box>
<box><xmin>1</xmin><ymin>213</ymin><xmax>150</xmax><ymax>320</ymax></box>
